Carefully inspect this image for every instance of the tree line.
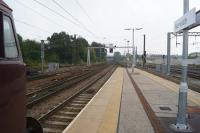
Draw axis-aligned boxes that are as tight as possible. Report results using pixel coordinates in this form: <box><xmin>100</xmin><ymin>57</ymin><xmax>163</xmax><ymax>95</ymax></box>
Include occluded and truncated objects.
<box><xmin>18</xmin><ymin>31</ymin><xmax>107</xmax><ymax>67</ymax></box>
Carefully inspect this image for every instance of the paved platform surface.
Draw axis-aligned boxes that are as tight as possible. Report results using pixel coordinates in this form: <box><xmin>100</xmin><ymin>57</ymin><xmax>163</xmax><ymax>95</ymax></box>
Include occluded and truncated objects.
<box><xmin>63</xmin><ymin>67</ymin><xmax>124</xmax><ymax>133</ymax></box>
<box><xmin>118</xmin><ymin>69</ymin><xmax>154</xmax><ymax>133</ymax></box>
<box><xmin>62</xmin><ymin>67</ymin><xmax>200</xmax><ymax>133</ymax></box>
<box><xmin>131</xmin><ymin>68</ymin><xmax>200</xmax><ymax>133</ymax></box>
<box><xmin>131</xmin><ymin>68</ymin><xmax>200</xmax><ymax>117</ymax></box>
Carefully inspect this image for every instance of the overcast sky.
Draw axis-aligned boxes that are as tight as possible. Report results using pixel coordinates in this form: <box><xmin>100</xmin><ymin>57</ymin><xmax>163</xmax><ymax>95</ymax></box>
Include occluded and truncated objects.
<box><xmin>4</xmin><ymin>0</ymin><xmax>200</xmax><ymax>55</ymax></box>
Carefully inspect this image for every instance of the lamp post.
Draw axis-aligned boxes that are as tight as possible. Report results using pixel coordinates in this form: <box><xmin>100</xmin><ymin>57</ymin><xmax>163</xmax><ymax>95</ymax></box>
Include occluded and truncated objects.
<box><xmin>171</xmin><ymin>0</ymin><xmax>192</xmax><ymax>131</ymax></box>
<box><xmin>124</xmin><ymin>28</ymin><xmax>142</xmax><ymax>73</ymax></box>
<box><xmin>176</xmin><ymin>0</ymin><xmax>190</xmax><ymax>130</ymax></box>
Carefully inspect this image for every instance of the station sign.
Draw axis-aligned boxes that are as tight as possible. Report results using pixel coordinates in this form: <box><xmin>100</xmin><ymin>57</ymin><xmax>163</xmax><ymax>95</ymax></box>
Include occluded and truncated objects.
<box><xmin>174</xmin><ymin>8</ymin><xmax>196</xmax><ymax>32</ymax></box>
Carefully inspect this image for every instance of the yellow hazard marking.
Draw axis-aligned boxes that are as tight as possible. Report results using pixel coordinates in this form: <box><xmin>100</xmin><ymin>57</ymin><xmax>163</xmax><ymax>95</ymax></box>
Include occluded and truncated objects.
<box><xmin>63</xmin><ymin>67</ymin><xmax>124</xmax><ymax>133</ymax></box>
<box><xmin>97</xmin><ymin>68</ymin><xmax>123</xmax><ymax>133</ymax></box>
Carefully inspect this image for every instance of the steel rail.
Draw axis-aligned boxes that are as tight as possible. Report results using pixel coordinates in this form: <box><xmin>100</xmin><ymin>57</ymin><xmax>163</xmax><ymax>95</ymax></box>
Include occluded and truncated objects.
<box><xmin>27</xmin><ymin>65</ymin><xmax>108</xmax><ymax>108</ymax></box>
<box><xmin>26</xmin><ymin>71</ymin><xmax>91</xmax><ymax>97</ymax></box>
<box><xmin>37</xmin><ymin>66</ymin><xmax>116</xmax><ymax>132</ymax></box>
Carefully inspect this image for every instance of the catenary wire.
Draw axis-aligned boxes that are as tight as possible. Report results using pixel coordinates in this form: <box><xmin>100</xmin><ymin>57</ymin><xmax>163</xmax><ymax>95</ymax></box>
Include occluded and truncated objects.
<box><xmin>51</xmin><ymin>0</ymin><xmax>96</xmax><ymax>37</ymax></box>
<box><xmin>15</xmin><ymin>19</ymin><xmax>52</xmax><ymax>34</ymax></box>
<box><xmin>74</xmin><ymin>0</ymin><xmax>94</xmax><ymax>25</ymax></box>
<box><xmin>32</xmin><ymin>0</ymin><xmax>97</xmax><ymax>37</ymax></box>
<box><xmin>15</xmin><ymin>0</ymin><xmax>72</xmax><ymax>33</ymax></box>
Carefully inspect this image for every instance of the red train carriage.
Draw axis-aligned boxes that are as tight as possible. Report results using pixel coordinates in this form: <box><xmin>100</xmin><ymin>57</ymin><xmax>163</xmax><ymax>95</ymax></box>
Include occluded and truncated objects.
<box><xmin>0</xmin><ymin>1</ymin><xmax>43</xmax><ymax>132</ymax></box>
<box><xmin>0</xmin><ymin>1</ymin><xmax>26</xmax><ymax>133</ymax></box>
<box><xmin>0</xmin><ymin>1</ymin><xmax>44</xmax><ymax>133</ymax></box>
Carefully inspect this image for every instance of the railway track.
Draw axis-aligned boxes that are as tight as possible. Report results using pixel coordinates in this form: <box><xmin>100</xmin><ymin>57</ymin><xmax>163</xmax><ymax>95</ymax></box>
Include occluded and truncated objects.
<box><xmin>27</xmin><ymin>64</ymin><xmax>101</xmax><ymax>81</ymax></box>
<box><xmin>27</xmin><ymin>65</ymin><xmax>108</xmax><ymax>108</ymax></box>
<box><xmin>139</xmin><ymin>64</ymin><xmax>200</xmax><ymax>80</ymax></box>
<box><xmin>136</xmin><ymin>66</ymin><xmax>200</xmax><ymax>94</ymax></box>
<box><xmin>26</xmin><ymin>71</ymin><xmax>86</xmax><ymax>96</ymax></box>
<box><xmin>37</xmin><ymin>66</ymin><xmax>116</xmax><ymax>133</ymax></box>
<box><xmin>26</xmin><ymin>66</ymin><xmax>94</xmax><ymax>95</ymax></box>
<box><xmin>171</xmin><ymin>67</ymin><xmax>200</xmax><ymax>79</ymax></box>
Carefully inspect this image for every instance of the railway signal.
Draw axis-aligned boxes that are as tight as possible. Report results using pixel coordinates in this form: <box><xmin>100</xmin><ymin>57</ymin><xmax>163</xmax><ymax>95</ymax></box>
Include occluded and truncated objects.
<box><xmin>109</xmin><ymin>48</ymin><xmax>113</xmax><ymax>53</ymax></box>
<box><xmin>109</xmin><ymin>44</ymin><xmax>114</xmax><ymax>53</ymax></box>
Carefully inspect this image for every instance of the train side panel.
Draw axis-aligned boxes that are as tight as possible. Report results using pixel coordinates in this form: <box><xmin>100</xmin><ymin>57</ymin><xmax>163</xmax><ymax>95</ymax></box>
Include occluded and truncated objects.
<box><xmin>0</xmin><ymin>1</ymin><xmax>26</xmax><ymax>133</ymax></box>
<box><xmin>0</xmin><ymin>63</ymin><xmax>26</xmax><ymax>133</ymax></box>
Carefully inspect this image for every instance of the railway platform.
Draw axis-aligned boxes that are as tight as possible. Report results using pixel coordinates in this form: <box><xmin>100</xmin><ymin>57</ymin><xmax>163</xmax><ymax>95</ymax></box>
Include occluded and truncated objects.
<box><xmin>62</xmin><ymin>67</ymin><xmax>200</xmax><ymax>133</ymax></box>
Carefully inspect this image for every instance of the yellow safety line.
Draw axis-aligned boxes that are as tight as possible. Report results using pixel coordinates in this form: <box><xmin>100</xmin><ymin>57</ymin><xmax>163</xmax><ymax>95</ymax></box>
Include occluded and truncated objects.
<box><xmin>63</xmin><ymin>67</ymin><xmax>124</xmax><ymax>133</ymax></box>
<box><xmin>97</xmin><ymin>68</ymin><xmax>124</xmax><ymax>133</ymax></box>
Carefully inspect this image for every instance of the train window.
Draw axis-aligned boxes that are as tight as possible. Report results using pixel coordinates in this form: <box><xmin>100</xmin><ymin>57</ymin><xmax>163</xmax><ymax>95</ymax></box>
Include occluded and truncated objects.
<box><xmin>3</xmin><ymin>15</ymin><xmax>18</xmax><ymax>58</ymax></box>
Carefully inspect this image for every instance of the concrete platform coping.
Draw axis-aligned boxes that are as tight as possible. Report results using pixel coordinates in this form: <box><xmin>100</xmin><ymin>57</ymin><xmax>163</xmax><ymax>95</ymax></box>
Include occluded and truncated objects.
<box><xmin>63</xmin><ymin>67</ymin><xmax>124</xmax><ymax>133</ymax></box>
